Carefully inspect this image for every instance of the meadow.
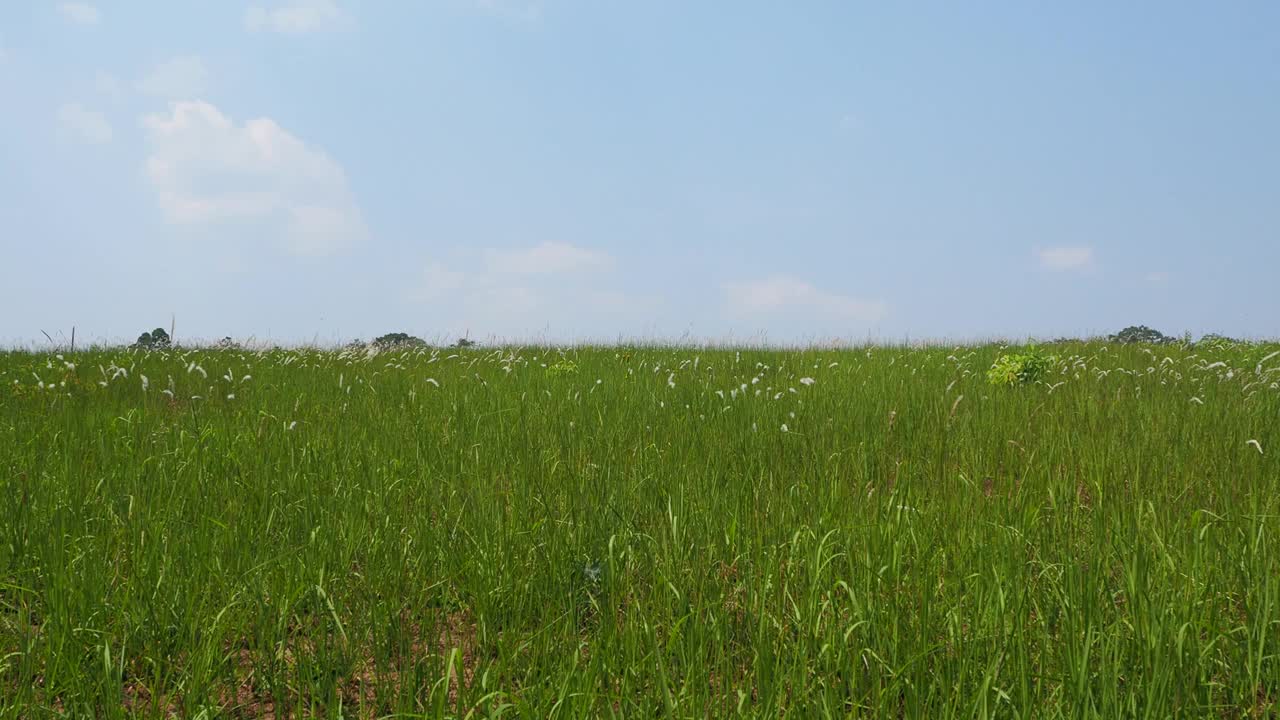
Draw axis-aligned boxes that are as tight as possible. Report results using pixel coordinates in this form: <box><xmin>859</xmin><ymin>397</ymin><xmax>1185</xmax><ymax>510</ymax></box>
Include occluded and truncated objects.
<box><xmin>1</xmin><ymin>340</ymin><xmax>1278</xmax><ymax>718</ymax></box>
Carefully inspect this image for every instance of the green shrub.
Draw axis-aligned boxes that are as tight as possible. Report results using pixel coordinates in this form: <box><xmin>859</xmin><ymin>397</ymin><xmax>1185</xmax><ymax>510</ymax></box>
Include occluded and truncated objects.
<box><xmin>988</xmin><ymin>347</ymin><xmax>1055</xmax><ymax>386</ymax></box>
<box><xmin>547</xmin><ymin>360</ymin><xmax>579</xmax><ymax>376</ymax></box>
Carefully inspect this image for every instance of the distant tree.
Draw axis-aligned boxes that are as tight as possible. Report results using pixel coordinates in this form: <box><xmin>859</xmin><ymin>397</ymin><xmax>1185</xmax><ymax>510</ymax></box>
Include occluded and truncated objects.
<box><xmin>216</xmin><ymin>336</ymin><xmax>241</xmax><ymax>350</ymax></box>
<box><xmin>133</xmin><ymin>327</ymin><xmax>171</xmax><ymax>349</ymax></box>
<box><xmin>453</xmin><ymin>337</ymin><xmax>476</xmax><ymax>349</ymax></box>
<box><xmin>1110</xmin><ymin>325</ymin><xmax>1172</xmax><ymax>345</ymax></box>
<box><xmin>373</xmin><ymin>332</ymin><xmax>427</xmax><ymax>349</ymax></box>
<box><xmin>1197</xmin><ymin>333</ymin><xmax>1243</xmax><ymax>351</ymax></box>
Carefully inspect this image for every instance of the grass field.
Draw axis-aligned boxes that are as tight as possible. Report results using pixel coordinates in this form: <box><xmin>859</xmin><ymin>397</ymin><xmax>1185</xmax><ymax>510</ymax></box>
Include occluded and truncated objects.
<box><xmin>2</xmin><ymin>341</ymin><xmax>1279</xmax><ymax>718</ymax></box>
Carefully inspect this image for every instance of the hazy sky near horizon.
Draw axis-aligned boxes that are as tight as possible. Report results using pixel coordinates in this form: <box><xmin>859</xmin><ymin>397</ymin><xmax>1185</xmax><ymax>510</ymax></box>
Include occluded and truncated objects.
<box><xmin>1</xmin><ymin>1</ymin><xmax>1277</xmax><ymax>345</ymax></box>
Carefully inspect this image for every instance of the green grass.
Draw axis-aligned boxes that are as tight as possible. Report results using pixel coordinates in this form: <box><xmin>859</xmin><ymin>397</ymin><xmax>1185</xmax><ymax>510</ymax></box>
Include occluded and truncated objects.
<box><xmin>1</xmin><ymin>341</ymin><xmax>1278</xmax><ymax>718</ymax></box>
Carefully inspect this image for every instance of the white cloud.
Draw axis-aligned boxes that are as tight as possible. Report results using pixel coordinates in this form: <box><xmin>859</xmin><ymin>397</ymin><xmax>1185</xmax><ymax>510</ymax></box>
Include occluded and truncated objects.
<box><xmin>483</xmin><ymin>241</ymin><xmax>613</xmax><ymax>275</ymax></box>
<box><xmin>137</xmin><ymin>56</ymin><xmax>208</xmax><ymax>99</ymax></box>
<box><xmin>404</xmin><ymin>243</ymin><xmax>655</xmax><ymax>338</ymax></box>
<box><xmin>245</xmin><ymin>0</ymin><xmax>345</xmax><ymax>34</ymax></box>
<box><xmin>466</xmin><ymin>0</ymin><xmax>542</xmax><ymax>22</ymax></box>
<box><xmin>58</xmin><ymin>3</ymin><xmax>100</xmax><ymax>25</ymax></box>
<box><xmin>723</xmin><ymin>276</ymin><xmax>887</xmax><ymax>322</ymax></box>
<box><xmin>413</xmin><ymin>242</ymin><xmax>614</xmax><ymax>300</ymax></box>
<box><xmin>57</xmin><ymin>102</ymin><xmax>112</xmax><ymax>144</ymax></box>
<box><xmin>94</xmin><ymin>71</ymin><xmax>123</xmax><ymax>102</ymax></box>
<box><xmin>408</xmin><ymin>261</ymin><xmax>468</xmax><ymax>301</ymax></box>
<box><xmin>1145</xmin><ymin>270</ymin><xmax>1171</xmax><ymax>285</ymax></box>
<box><xmin>141</xmin><ymin>100</ymin><xmax>367</xmax><ymax>256</ymax></box>
<box><xmin>1038</xmin><ymin>246</ymin><xmax>1094</xmax><ymax>271</ymax></box>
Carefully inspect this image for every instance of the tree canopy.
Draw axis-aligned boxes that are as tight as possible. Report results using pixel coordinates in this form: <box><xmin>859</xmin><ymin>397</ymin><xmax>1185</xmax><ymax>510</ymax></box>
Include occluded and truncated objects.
<box><xmin>133</xmin><ymin>327</ymin><xmax>171</xmax><ymax>349</ymax></box>
<box><xmin>372</xmin><ymin>332</ymin><xmax>427</xmax><ymax>349</ymax></box>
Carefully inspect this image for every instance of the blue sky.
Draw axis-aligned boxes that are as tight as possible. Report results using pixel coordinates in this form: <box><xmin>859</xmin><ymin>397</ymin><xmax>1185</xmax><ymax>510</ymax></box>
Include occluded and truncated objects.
<box><xmin>1</xmin><ymin>1</ymin><xmax>1277</xmax><ymax>345</ymax></box>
